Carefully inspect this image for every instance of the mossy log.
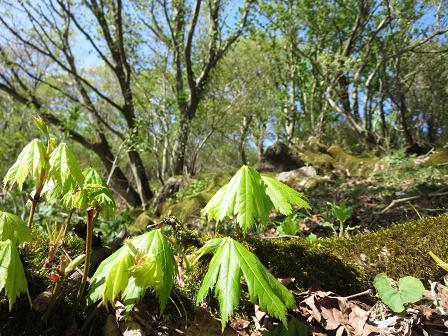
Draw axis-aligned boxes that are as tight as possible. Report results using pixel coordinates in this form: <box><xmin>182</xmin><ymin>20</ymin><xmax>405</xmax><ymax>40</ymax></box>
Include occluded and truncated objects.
<box><xmin>183</xmin><ymin>215</ymin><xmax>448</xmax><ymax>298</ymax></box>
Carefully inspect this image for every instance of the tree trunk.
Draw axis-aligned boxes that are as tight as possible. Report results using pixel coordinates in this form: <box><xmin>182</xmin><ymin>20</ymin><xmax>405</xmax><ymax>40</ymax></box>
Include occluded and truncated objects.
<box><xmin>239</xmin><ymin>115</ymin><xmax>252</xmax><ymax>165</ymax></box>
<box><xmin>127</xmin><ymin>149</ymin><xmax>153</xmax><ymax>208</ymax></box>
<box><xmin>255</xmin><ymin>121</ymin><xmax>267</xmax><ymax>160</ymax></box>
<box><xmin>172</xmin><ymin>114</ymin><xmax>191</xmax><ymax>175</ymax></box>
<box><xmin>92</xmin><ymin>136</ymin><xmax>142</xmax><ymax>208</ymax></box>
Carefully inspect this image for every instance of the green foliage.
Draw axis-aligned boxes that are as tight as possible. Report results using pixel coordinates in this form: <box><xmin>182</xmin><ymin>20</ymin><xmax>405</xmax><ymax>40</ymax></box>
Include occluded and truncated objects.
<box><xmin>0</xmin><ymin>211</ymin><xmax>32</xmax><ymax>244</ymax></box>
<box><xmin>277</xmin><ymin>215</ymin><xmax>299</xmax><ymax>236</ymax></box>
<box><xmin>324</xmin><ymin>202</ymin><xmax>357</xmax><ymax>237</ymax></box>
<box><xmin>0</xmin><ymin>240</ymin><xmax>31</xmax><ymax>310</ymax></box>
<box><xmin>175</xmin><ymin>177</ymin><xmax>210</xmax><ymax>201</ymax></box>
<box><xmin>0</xmin><ymin>211</ymin><xmax>31</xmax><ymax>310</ymax></box>
<box><xmin>32</xmin><ymin>115</ymin><xmax>49</xmax><ymax>137</ymax></box>
<box><xmin>328</xmin><ymin>202</ymin><xmax>352</xmax><ymax>225</ymax></box>
<box><xmin>202</xmin><ymin>165</ymin><xmax>309</xmax><ymax>233</ymax></box>
<box><xmin>128</xmin><ymin>254</ymin><xmax>164</xmax><ymax>290</ymax></box>
<box><xmin>61</xmin><ymin>168</ymin><xmax>115</xmax><ymax>216</ymax></box>
<box><xmin>48</xmin><ymin>142</ymin><xmax>84</xmax><ymax>188</ymax></box>
<box><xmin>3</xmin><ymin>139</ymin><xmax>47</xmax><ymax>190</ymax></box>
<box><xmin>373</xmin><ymin>273</ymin><xmax>424</xmax><ymax>313</ymax></box>
<box><xmin>87</xmin><ymin>229</ymin><xmax>176</xmax><ymax>313</ymax></box>
<box><xmin>262</xmin><ymin>176</ymin><xmax>309</xmax><ymax>215</ymax></box>
<box><xmin>196</xmin><ymin>237</ymin><xmax>296</xmax><ymax>330</ymax></box>
<box><xmin>264</xmin><ymin>317</ymin><xmax>308</xmax><ymax>336</ymax></box>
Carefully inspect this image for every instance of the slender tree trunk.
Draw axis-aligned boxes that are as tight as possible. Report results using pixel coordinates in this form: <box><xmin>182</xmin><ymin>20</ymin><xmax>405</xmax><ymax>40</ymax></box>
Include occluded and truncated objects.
<box><xmin>255</xmin><ymin>121</ymin><xmax>267</xmax><ymax>160</ymax></box>
<box><xmin>239</xmin><ymin>115</ymin><xmax>252</xmax><ymax>165</ymax></box>
<box><xmin>127</xmin><ymin>150</ymin><xmax>153</xmax><ymax>208</ymax></box>
<box><xmin>93</xmin><ymin>135</ymin><xmax>142</xmax><ymax>208</ymax></box>
<box><xmin>394</xmin><ymin>81</ymin><xmax>414</xmax><ymax>147</ymax></box>
<box><xmin>172</xmin><ymin>113</ymin><xmax>191</xmax><ymax>175</ymax></box>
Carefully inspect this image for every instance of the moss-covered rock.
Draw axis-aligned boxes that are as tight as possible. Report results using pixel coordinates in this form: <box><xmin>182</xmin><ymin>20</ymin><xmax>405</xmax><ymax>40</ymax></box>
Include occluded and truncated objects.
<box><xmin>156</xmin><ymin>171</ymin><xmax>232</xmax><ymax>223</ymax></box>
<box><xmin>166</xmin><ymin>192</ymin><xmax>212</xmax><ymax>223</ymax></box>
<box><xmin>418</xmin><ymin>148</ymin><xmax>448</xmax><ymax>167</ymax></box>
<box><xmin>327</xmin><ymin>145</ymin><xmax>381</xmax><ymax>176</ymax></box>
<box><xmin>300</xmin><ymin>149</ymin><xmax>335</xmax><ymax>169</ymax></box>
<box><xmin>180</xmin><ymin>215</ymin><xmax>448</xmax><ymax>301</ymax></box>
<box><xmin>130</xmin><ymin>211</ymin><xmax>154</xmax><ymax>234</ymax></box>
<box><xmin>250</xmin><ymin>215</ymin><xmax>448</xmax><ymax>295</ymax></box>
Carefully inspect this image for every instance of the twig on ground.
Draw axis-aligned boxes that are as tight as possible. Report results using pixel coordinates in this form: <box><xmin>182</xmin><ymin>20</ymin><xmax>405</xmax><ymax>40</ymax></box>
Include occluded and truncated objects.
<box><xmin>378</xmin><ymin>189</ymin><xmax>448</xmax><ymax>214</ymax></box>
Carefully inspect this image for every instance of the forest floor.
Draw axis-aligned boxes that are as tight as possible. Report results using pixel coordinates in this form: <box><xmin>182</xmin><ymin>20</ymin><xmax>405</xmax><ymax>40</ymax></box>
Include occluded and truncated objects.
<box><xmin>3</xmin><ymin>146</ymin><xmax>448</xmax><ymax>336</ymax></box>
<box><xmin>140</xmin><ymin>146</ymin><xmax>448</xmax><ymax>336</ymax></box>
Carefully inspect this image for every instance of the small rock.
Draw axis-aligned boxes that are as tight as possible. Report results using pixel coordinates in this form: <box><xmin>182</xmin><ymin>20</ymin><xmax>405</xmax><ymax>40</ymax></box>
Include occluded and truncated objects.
<box><xmin>276</xmin><ymin>166</ymin><xmax>317</xmax><ymax>183</ymax></box>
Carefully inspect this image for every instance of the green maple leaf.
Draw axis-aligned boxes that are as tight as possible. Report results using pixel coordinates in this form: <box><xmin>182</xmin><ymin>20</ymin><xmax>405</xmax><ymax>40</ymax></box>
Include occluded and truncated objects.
<box><xmin>0</xmin><ymin>211</ymin><xmax>31</xmax><ymax>245</ymax></box>
<box><xmin>41</xmin><ymin>177</ymin><xmax>74</xmax><ymax>203</ymax></box>
<box><xmin>0</xmin><ymin>240</ymin><xmax>31</xmax><ymax>310</ymax></box>
<box><xmin>127</xmin><ymin>229</ymin><xmax>176</xmax><ymax>312</ymax></box>
<box><xmin>61</xmin><ymin>168</ymin><xmax>115</xmax><ymax>216</ymax></box>
<box><xmin>261</xmin><ymin>176</ymin><xmax>310</xmax><ymax>215</ymax></box>
<box><xmin>87</xmin><ymin>246</ymin><xmax>134</xmax><ymax>307</ymax></box>
<box><xmin>87</xmin><ymin>229</ymin><xmax>176</xmax><ymax>313</ymax></box>
<box><xmin>202</xmin><ymin>165</ymin><xmax>271</xmax><ymax>232</ymax></box>
<box><xmin>196</xmin><ymin>237</ymin><xmax>296</xmax><ymax>331</ymax></box>
<box><xmin>373</xmin><ymin>273</ymin><xmax>425</xmax><ymax>313</ymax></box>
<box><xmin>48</xmin><ymin>143</ymin><xmax>84</xmax><ymax>188</ymax></box>
<box><xmin>202</xmin><ymin>165</ymin><xmax>309</xmax><ymax>233</ymax></box>
<box><xmin>129</xmin><ymin>254</ymin><xmax>164</xmax><ymax>290</ymax></box>
<box><xmin>3</xmin><ymin>139</ymin><xmax>47</xmax><ymax>190</ymax></box>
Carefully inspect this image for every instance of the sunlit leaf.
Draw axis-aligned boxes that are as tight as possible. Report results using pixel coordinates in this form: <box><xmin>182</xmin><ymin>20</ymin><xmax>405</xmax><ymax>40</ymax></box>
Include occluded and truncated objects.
<box><xmin>196</xmin><ymin>237</ymin><xmax>295</xmax><ymax>331</ymax></box>
<box><xmin>87</xmin><ymin>246</ymin><xmax>134</xmax><ymax>307</ymax></box>
<box><xmin>261</xmin><ymin>176</ymin><xmax>310</xmax><ymax>215</ymax></box>
<box><xmin>48</xmin><ymin>143</ymin><xmax>84</xmax><ymax>188</ymax></box>
<box><xmin>128</xmin><ymin>230</ymin><xmax>176</xmax><ymax>312</ymax></box>
<box><xmin>202</xmin><ymin>165</ymin><xmax>271</xmax><ymax>232</ymax></box>
<box><xmin>129</xmin><ymin>254</ymin><xmax>164</xmax><ymax>290</ymax></box>
<box><xmin>202</xmin><ymin>165</ymin><xmax>309</xmax><ymax>233</ymax></box>
<box><xmin>3</xmin><ymin>139</ymin><xmax>47</xmax><ymax>190</ymax></box>
<box><xmin>87</xmin><ymin>229</ymin><xmax>176</xmax><ymax>313</ymax></box>
<box><xmin>0</xmin><ymin>240</ymin><xmax>30</xmax><ymax>310</ymax></box>
<box><xmin>60</xmin><ymin>168</ymin><xmax>115</xmax><ymax>216</ymax></box>
<box><xmin>373</xmin><ymin>273</ymin><xmax>424</xmax><ymax>313</ymax></box>
<box><xmin>0</xmin><ymin>211</ymin><xmax>31</xmax><ymax>244</ymax></box>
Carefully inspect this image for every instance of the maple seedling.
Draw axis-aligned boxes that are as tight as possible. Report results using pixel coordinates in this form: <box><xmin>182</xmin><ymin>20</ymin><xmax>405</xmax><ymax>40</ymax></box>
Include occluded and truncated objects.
<box><xmin>202</xmin><ymin>165</ymin><xmax>310</xmax><ymax>233</ymax></box>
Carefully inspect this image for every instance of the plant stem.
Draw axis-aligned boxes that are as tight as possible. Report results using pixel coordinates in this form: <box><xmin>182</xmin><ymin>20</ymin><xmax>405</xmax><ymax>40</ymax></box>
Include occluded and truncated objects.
<box><xmin>339</xmin><ymin>221</ymin><xmax>344</xmax><ymax>238</ymax></box>
<box><xmin>77</xmin><ymin>208</ymin><xmax>95</xmax><ymax>301</ymax></box>
<box><xmin>27</xmin><ymin>201</ymin><xmax>38</xmax><ymax>229</ymax></box>
<box><xmin>27</xmin><ymin>169</ymin><xmax>46</xmax><ymax>228</ymax></box>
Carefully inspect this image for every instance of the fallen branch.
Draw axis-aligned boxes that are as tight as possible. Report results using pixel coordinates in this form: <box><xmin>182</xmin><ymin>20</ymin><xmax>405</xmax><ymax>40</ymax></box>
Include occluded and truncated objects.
<box><xmin>379</xmin><ymin>189</ymin><xmax>448</xmax><ymax>214</ymax></box>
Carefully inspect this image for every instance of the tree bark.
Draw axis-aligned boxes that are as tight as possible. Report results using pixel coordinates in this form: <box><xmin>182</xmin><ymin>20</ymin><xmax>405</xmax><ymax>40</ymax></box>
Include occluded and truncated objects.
<box><xmin>239</xmin><ymin>115</ymin><xmax>252</xmax><ymax>165</ymax></box>
<box><xmin>172</xmin><ymin>114</ymin><xmax>192</xmax><ymax>175</ymax></box>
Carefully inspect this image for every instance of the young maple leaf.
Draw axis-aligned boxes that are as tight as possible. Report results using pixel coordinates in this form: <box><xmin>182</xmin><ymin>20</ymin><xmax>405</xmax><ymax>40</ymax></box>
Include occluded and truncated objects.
<box><xmin>202</xmin><ymin>165</ymin><xmax>309</xmax><ymax>233</ymax></box>
<box><xmin>196</xmin><ymin>237</ymin><xmax>296</xmax><ymax>331</ymax></box>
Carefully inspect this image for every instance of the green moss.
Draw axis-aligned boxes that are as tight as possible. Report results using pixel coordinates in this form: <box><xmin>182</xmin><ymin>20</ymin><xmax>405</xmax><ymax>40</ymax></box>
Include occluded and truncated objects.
<box><xmin>157</xmin><ymin>171</ymin><xmax>232</xmax><ymax>223</ymax></box>
<box><xmin>21</xmin><ymin>229</ymin><xmax>85</xmax><ymax>286</ymax></box>
<box><xmin>167</xmin><ymin>192</ymin><xmax>212</xmax><ymax>223</ymax></box>
<box><xmin>130</xmin><ymin>211</ymin><xmax>154</xmax><ymax>234</ymax></box>
<box><xmin>421</xmin><ymin>148</ymin><xmax>448</xmax><ymax>166</ymax></box>
<box><xmin>327</xmin><ymin>145</ymin><xmax>381</xmax><ymax>176</ymax></box>
<box><xmin>250</xmin><ymin>215</ymin><xmax>448</xmax><ymax>295</ymax></box>
<box><xmin>182</xmin><ymin>215</ymin><xmax>448</xmax><ymax>302</ymax></box>
<box><xmin>301</xmin><ymin>149</ymin><xmax>335</xmax><ymax>168</ymax></box>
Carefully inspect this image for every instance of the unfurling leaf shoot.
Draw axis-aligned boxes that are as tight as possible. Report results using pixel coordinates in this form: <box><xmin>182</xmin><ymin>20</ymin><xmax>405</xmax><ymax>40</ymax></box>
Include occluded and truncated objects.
<box><xmin>87</xmin><ymin>229</ymin><xmax>176</xmax><ymax>313</ymax></box>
